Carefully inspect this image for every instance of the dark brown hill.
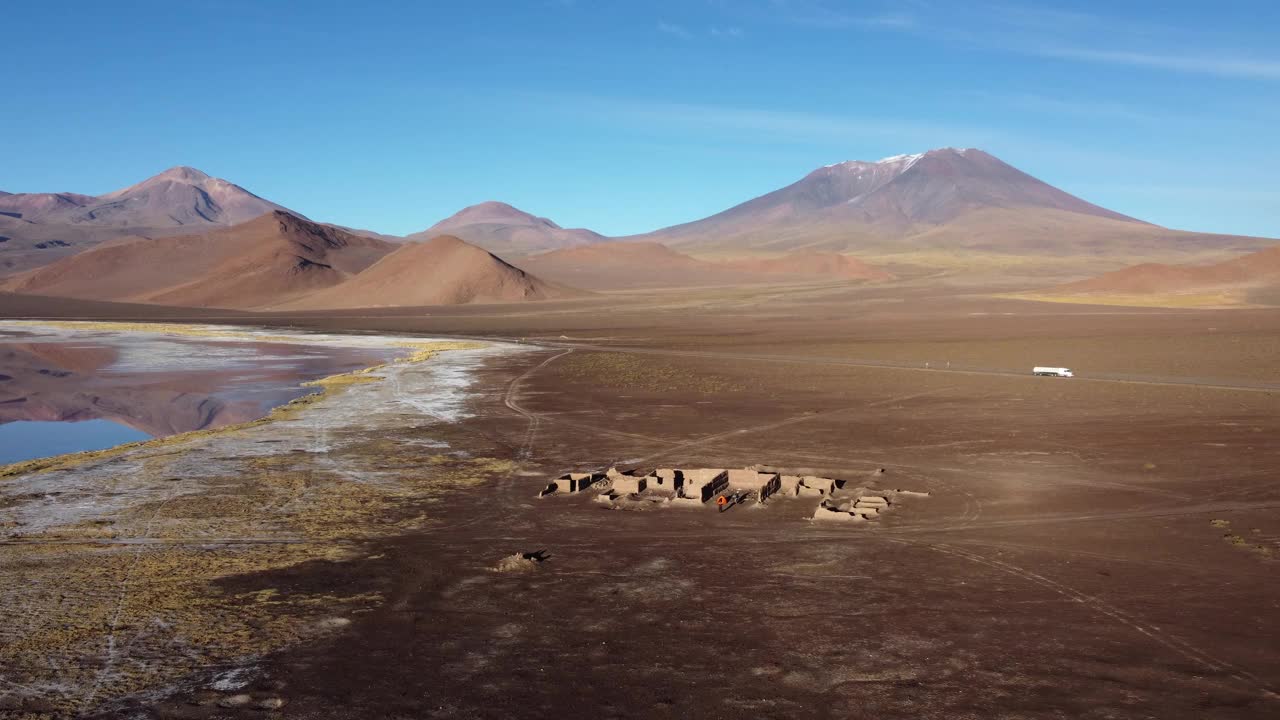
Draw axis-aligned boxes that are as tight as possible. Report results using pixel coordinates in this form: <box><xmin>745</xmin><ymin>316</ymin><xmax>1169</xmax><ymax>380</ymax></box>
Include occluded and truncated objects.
<box><xmin>284</xmin><ymin>234</ymin><xmax>581</xmax><ymax>308</ymax></box>
<box><xmin>1</xmin><ymin>211</ymin><xmax>393</xmax><ymax>309</ymax></box>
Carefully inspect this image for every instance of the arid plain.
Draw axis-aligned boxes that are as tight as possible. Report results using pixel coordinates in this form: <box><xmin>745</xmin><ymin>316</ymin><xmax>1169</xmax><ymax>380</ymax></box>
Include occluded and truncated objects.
<box><xmin>7</xmin><ymin>0</ymin><xmax>1280</xmax><ymax>715</ymax></box>
<box><xmin>3</xmin><ymin>148</ymin><xmax>1280</xmax><ymax>718</ymax></box>
<box><xmin>2</xmin><ymin>280</ymin><xmax>1278</xmax><ymax>719</ymax></box>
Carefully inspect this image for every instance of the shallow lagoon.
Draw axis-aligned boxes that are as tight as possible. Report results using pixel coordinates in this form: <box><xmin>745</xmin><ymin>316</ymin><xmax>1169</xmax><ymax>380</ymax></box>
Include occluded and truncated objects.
<box><xmin>0</xmin><ymin>419</ymin><xmax>151</xmax><ymax>465</ymax></box>
<box><xmin>0</xmin><ymin>323</ymin><xmax>406</xmax><ymax>464</ymax></box>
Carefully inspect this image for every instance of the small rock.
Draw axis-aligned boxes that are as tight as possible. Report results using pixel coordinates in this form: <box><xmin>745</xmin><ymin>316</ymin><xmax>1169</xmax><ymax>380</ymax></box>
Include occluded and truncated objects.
<box><xmin>494</xmin><ymin>554</ymin><xmax>539</xmax><ymax>573</ymax></box>
<box><xmin>218</xmin><ymin>694</ymin><xmax>253</xmax><ymax>708</ymax></box>
<box><xmin>256</xmin><ymin>697</ymin><xmax>286</xmax><ymax>710</ymax></box>
<box><xmin>315</xmin><ymin>617</ymin><xmax>351</xmax><ymax>630</ymax></box>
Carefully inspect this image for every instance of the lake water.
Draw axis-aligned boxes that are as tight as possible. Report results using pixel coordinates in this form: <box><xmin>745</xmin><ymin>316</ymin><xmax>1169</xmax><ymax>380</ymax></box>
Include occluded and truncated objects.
<box><xmin>0</xmin><ymin>419</ymin><xmax>151</xmax><ymax>465</ymax></box>
<box><xmin>0</xmin><ymin>323</ymin><xmax>408</xmax><ymax>465</ymax></box>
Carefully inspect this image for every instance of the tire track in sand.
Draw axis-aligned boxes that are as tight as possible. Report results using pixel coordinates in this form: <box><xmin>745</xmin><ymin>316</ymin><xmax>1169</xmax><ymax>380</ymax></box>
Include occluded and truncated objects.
<box><xmin>898</xmin><ymin>538</ymin><xmax>1280</xmax><ymax>701</ymax></box>
<box><xmin>627</xmin><ymin>389</ymin><xmax>948</xmax><ymax>466</ymax></box>
<box><xmin>503</xmin><ymin>348</ymin><xmax>574</xmax><ymax>462</ymax></box>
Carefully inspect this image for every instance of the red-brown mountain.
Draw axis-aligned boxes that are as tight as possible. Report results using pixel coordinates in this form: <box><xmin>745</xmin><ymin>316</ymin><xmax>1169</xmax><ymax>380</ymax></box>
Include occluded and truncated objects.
<box><xmin>284</xmin><ymin>234</ymin><xmax>582</xmax><ymax>309</ymax></box>
<box><xmin>517</xmin><ymin>242</ymin><xmax>891</xmax><ymax>290</ymax></box>
<box><xmin>0</xmin><ymin>166</ymin><xmax>294</xmax><ymax>275</ymax></box>
<box><xmin>1052</xmin><ymin>244</ymin><xmax>1280</xmax><ymax>295</ymax></box>
<box><xmin>632</xmin><ymin>148</ymin><xmax>1272</xmax><ymax>263</ymax></box>
<box><xmin>408</xmin><ymin>201</ymin><xmax>605</xmax><ymax>256</ymax></box>
<box><xmin>2</xmin><ymin>212</ymin><xmax>580</xmax><ymax>310</ymax></box>
<box><xmin>1</xmin><ymin>211</ymin><xmax>392</xmax><ymax>309</ymax></box>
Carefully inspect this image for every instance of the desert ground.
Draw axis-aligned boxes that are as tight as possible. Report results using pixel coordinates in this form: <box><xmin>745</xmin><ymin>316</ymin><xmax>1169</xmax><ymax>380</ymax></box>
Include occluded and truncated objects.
<box><xmin>1</xmin><ymin>282</ymin><xmax>1279</xmax><ymax>719</ymax></box>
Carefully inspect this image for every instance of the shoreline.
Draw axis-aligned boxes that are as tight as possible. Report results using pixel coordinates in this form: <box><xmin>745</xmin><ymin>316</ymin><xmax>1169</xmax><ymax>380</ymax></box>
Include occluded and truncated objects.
<box><xmin>0</xmin><ymin>320</ymin><xmax>486</xmax><ymax>480</ymax></box>
<box><xmin>0</xmin><ymin>323</ymin><xmax>518</xmax><ymax>716</ymax></box>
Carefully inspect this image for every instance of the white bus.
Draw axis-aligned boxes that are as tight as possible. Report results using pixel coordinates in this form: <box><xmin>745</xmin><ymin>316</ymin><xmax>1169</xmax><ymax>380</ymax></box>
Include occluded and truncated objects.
<box><xmin>1032</xmin><ymin>366</ymin><xmax>1074</xmax><ymax>378</ymax></box>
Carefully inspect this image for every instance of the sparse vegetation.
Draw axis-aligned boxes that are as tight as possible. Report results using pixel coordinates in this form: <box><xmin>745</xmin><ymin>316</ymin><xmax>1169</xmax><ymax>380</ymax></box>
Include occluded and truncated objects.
<box><xmin>0</xmin><ymin>327</ymin><xmax>507</xmax><ymax>713</ymax></box>
<box><xmin>1000</xmin><ymin>291</ymin><xmax>1245</xmax><ymax>309</ymax></box>
<box><xmin>557</xmin><ymin>353</ymin><xmax>743</xmax><ymax>394</ymax></box>
<box><xmin>1212</xmin><ymin>521</ymin><xmax>1274</xmax><ymax>559</ymax></box>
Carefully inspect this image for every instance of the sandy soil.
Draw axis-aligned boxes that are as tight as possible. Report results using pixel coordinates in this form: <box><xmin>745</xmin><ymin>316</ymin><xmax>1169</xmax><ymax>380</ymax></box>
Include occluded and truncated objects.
<box><xmin>1</xmin><ymin>288</ymin><xmax>1278</xmax><ymax>718</ymax></box>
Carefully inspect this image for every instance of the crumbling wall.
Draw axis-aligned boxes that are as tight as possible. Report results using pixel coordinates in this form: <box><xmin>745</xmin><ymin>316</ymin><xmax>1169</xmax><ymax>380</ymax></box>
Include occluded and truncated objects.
<box><xmin>680</xmin><ymin>469</ymin><xmax>728</xmax><ymax>503</ymax></box>
<box><xmin>544</xmin><ymin>464</ymin><xmax>926</xmax><ymax>525</ymax></box>
<box><xmin>813</xmin><ymin>505</ymin><xmax>864</xmax><ymax>522</ymax></box>
<box><xmin>800</xmin><ymin>476</ymin><xmax>836</xmax><ymax>495</ymax></box>
<box><xmin>540</xmin><ymin>471</ymin><xmax>604</xmax><ymax>496</ymax></box>
<box><xmin>611</xmin><ymin>474</ymin><xmax>647</xmax><ymax>495</ymax></box>
<box><xmin>726</xmin><ymin>469</ymin><xmax>782</xmax><ymax>502</ymax></box>
<box><xmin>652</xmin><ymin>468</ymin><xmax>683</xmax><ymax>492</ymax></box>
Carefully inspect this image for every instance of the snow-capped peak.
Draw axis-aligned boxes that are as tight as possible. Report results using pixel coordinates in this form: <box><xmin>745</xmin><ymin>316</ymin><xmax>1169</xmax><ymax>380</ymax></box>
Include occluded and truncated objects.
<box><xmin>875</xmin><ymin>152</ymin><xmax>925</xmax><ymax>170</ymax></box>
<box><xmin>876</xmin><ymin>153</ymin><xmax>918</xmax><ymax>163</ymax></box>
<box><xmin>822</xmin><ymin>147</ymin><xmax>982</xmax><ymax>174</ymax></box>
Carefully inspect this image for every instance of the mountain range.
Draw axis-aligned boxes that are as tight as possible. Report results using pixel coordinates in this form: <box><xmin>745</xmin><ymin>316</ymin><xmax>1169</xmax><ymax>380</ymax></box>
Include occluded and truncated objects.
<box><xmin>2</xmin><ymin>149</ymin><xmax>1276</xmax><ymax>309</ymax></box>
<box><xmin>1</xmin><ymin>211</ymin><xmax>575</xmax><ymax>310</ymax></box>
<box><xmin>0</xmin><ymin>167</ymin><xmax>292</xmax><ymax>274</ymax></box>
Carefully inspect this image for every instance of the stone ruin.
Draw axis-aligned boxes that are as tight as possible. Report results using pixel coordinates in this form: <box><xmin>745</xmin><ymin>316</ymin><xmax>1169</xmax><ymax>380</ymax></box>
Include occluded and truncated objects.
<box><xmin>539</xmin><ymin>465</ymin><xmax>928</xmax><ymax>525</ymax></box>
<box><xmin>811</xmin><ymin>493</ymin><xmax>890</xmax><ymax>523</ymax></box>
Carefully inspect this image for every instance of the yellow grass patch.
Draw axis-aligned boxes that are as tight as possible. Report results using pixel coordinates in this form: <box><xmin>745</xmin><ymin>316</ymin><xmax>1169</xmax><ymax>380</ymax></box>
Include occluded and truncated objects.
<box><xmin>1000</xmin><ymin>291</ymin><xmax>1247</xmax><ymax>309</ymax></box>
<box><xmin>558</xmin><ymin>352</ymin><xmax>744</xmax><ymax>394</ymax></box>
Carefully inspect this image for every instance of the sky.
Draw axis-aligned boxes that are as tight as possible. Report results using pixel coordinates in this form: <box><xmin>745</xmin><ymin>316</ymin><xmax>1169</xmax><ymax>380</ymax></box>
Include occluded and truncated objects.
<box><xmin>2</xmin><ymin>0</ymin><xmax>1278</xmax><ymax>238</ymax></box>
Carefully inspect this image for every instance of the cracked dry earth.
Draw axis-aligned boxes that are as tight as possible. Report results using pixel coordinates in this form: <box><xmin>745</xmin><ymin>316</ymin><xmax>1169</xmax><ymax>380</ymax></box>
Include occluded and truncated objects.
<box><xmin>0</xmin><ymin>338</ymin><xmax>525</xmax><ymax>718</ymax></box>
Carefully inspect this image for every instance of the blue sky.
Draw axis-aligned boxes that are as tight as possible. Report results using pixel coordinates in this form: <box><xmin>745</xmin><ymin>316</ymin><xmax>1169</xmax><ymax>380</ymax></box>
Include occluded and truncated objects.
<box><xmin>2</xmin><ymin>1</ymin><xmax>1277</xmax><ymax>237</ymax></box>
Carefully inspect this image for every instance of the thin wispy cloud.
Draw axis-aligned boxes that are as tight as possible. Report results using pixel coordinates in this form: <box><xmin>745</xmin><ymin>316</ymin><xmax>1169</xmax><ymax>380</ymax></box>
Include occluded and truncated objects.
<box><xmin>657</xmin><ymin>21</ymin><xmax>692</xmax><ymax>39</ymax></box>
<box><xmin>1034</xmin><ymin>46</ymin><xmax>1280</xmax><ymax>81</ymax></box>
<box><xmin>965</xmin><ymin>91</ymin><xmax>1161</xmax><ymax>123</ymax></box>
<box><xmin>747</xmin><ymin>0</ymin><xmax>1280</xmax><ymax>81</ymax></box>
<box><xmin>526</xmin><ymin>93</ymin><xmax>995</xmax><ymax>147</ymax></box>
<box><xmin>855</xmin><ymin>13</ymin><xmax>915</xmax><ymax>29</ymax></box>
<box><xmin>764</xmin><ymin>0</ymin><xmax>918</xmax><ymax>29</ymax></box>
<box><xmin>970</xmin><ymin>8</ymin><xmax>1280</xmax><ymax>81</ymax></box>
<box><xmin>514</xmin><ymin>92</ymin><xmax>1195</xmax><ymax>185</ymax></box>
<box><xmin>978</xmin><ymin>2</ymin><xmax>1102</xmax><ymax>31</ymax></box>
<box><xmin>660</xmin><ymin>22</ymin><xmax>745</xmax><ymax>40</ymax></box>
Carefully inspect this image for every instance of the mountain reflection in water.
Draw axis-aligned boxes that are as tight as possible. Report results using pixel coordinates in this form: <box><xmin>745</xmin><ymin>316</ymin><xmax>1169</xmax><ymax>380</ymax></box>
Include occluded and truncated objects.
<box><xmin>0</xmin><ymin>329</ymin><xmax>395</xmax><ymax>463</ymax></box>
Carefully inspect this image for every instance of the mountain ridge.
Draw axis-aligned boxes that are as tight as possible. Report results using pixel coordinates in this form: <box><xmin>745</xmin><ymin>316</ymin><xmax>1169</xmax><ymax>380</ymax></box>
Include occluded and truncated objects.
<box><xmin>1051</xmin><ymin>244</ymin><xmax>1280</xmax><ymax>295</ymax></box>
<box><xmin>409</xmin><ymin>201</ymin><xmax>606</xmax><ymax>256</ymax></box>
<box><xmin>0</xmin><ymin>166</ymin><xmax>297</xmax><ymax>275</ymax></box>
<box><xmin>1</xmin><ymin>211</ymin><xmax>392</xmax><ymax>308</ymax></box>
<box><xmin>283</xmin><ymin>233</ymin><xmax>583</xmax><ymax>309</ymax></box>
<box><xmin>625</xmin><ymin>147</ymin><xmax>1273</xmax><ymax>267</ymax></box>
<box><xmin>1</xmin><ymin>212</ymin><xmax>580</xmax><ymax>310</ymax></box>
